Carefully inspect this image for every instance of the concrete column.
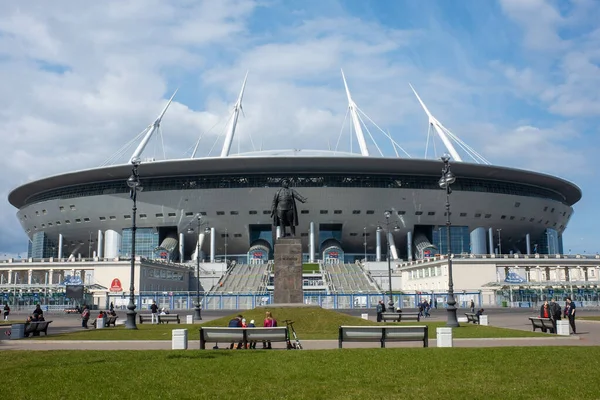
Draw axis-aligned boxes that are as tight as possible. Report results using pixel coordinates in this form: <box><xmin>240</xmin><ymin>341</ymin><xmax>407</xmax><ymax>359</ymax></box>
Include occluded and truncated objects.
<box><xmin>28</xmin><ymin>269</ymin><xmax>33</xmax><ymax>285</ymax></box>
<box><xmin>488</xmin><ymin>228</ymin><xmax>494</xmax><ymax>255</ymax></box>
<box><xmin>97</xmin><ymin>230</ymin><xmax>104</xmax><ymax>258</ymax></box>
<box><xmin>179</xmin><ymin>232</ymin><xmax>185</xmax><ymax>262</ymax></box>
<box><xmin>376</xmin><ymin>228</ymin><xmax>382</xmax><ymax>262</ymax></box>
<box><xmin>470</xmin><ymin>227</ymin><xmax>487</xmax><ymax>254</ymax></box>
<box><xmin>7</xmin><ymin>270</ymin><xmax>12</xmax><ymax>284</ymax></box>
<box><xmin>526</xmin><ymin>233</ymin><xmax>531</xmax><ymax>255</ymax></box>
<box><xmin>194</xmin><ymin>232</ymin><xmax>205</xmax><ymax>261</ymax></box>
<box><xmin>210</xmin><ymin>227</ymin><xmax>216</xmax><ymax>262</ymax></box>
<box><xmin>58</xmin><ymin>234</ymin><xmax>64</xmax><ymax>259</ymax></box>
<box><xmin>309</xmin><ymin>222</ymin><xmax>315</xmax><ymax>263</ymax></box>
<box><xmin>49</xmin><ymin>269</ymin><xmax>54</xmax><ymax>285</ymax></box>
<box><xmin>388</xmin><ymin>232</ymin><xmax>398</xmax><ymax>260</ymax></box>
<box><xmin>407</xmin><ymin>231</ymin><xmax>413</xmax><ymax>261</ymax></box>
<box><xmin>104</xmin><ymin>230</ymin><xmax>121</xmax><ymax>259</ymax></box>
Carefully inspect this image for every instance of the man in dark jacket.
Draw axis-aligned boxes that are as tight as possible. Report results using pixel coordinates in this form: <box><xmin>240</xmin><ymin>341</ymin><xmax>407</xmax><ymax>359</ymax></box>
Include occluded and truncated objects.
<box><xmin>564</xmin><ymin>297</ymin><xmax>576</xmax><ymax>334</ymax></box>
<box><xmin>228</xmin><ymin>315</ymin><xmax>243</xmax><ymax>349</ymax></box>
<box><xmin>549</xmin><ymin>298</ymin><xmax>561</xmax><ymax>334</ymax></box>
<box><xmin>376</xmin><ymin>301</ymin><xmax>385</xmax><ymax>322</ymax></box>
<box><xmin>150</xmin><ymin>301</ymin><xmax>159</xmax><ymax>324</ymax></box>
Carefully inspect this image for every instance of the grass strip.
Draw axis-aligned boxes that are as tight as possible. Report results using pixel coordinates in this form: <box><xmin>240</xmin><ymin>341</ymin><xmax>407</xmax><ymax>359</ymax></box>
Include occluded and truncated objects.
<box><xmin>1</xmin><ymin>347</ymin><xmax>599</xmax><ymax>399</ymax></box>
<box><xmin>41</xmin><ymin>307</ymin><xmax>546</xmax><ymax>340</ymax></box>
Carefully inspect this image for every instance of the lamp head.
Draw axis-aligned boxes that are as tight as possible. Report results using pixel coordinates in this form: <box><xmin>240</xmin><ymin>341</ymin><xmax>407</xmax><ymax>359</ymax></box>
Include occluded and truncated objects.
<box><xmin>440</xmin><ymin>154</ymin><xmax>451</xmax><ymax>163</ymax></box>
<box><xmin>127</xmin><ymin>174</ymin><xmax>140</xmax><ymax>188</ymax></box>
<box><xmin>204</xmin><ymin>227</ymin><xmax>211</xmax><ymax>234</ymax></box>
<box><xmin>393</xmin><ymin>225</ymin><xmax>400</xmax><ymax>232</ymax></box>
<box><xmin>376</xmin><ymin>226</ymin><xmax>383</xmax><ymax>233</ymax></box>
<box><xmin>131</xmin><ymin>157</ymin><xmax>142</xmax><ymax>167</ymax></box>
<box><xmin>384</xmin><ymin>210</ymin><xmax>391</xmax><ymax>219</ymax></box>
<box><xmin>187</xmin><ymin>227</ymin><xmax>194</xmax><ymax>234</ymax></box>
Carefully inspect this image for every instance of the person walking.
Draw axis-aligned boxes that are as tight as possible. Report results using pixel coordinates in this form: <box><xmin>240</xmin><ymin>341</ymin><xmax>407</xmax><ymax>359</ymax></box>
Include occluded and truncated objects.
<box><xmin>469</xmin><ymin>299</ymin><xmax>475</xmax><ymax>313</ymax></box>
<box><xmin>150</xmin><ymin>301</ymin><xmax>159</xmax><ymax>324</ymax></box>
<box><xmin>564</xmin><ymin>297</ymin><xmax>577</xmax><ymax>334</ymax></box>
<box><xmin>81</xmin><ymin>305</ymin><xmax>90</xmax><ymax>329</ymax></box>
<box><xmin>3</xmin><ymin>304</ymin><xmax>9</xmax><ymax>321</ymax></box>
<box><xmin>376</xmin><ymin>300</ymin><xmax>385</xmax><ymax>322</ymax></box>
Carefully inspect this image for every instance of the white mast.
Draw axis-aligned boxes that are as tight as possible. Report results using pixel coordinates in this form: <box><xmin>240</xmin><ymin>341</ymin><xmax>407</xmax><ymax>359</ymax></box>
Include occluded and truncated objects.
<box><xmin>129</xmin><ymin>89</ymin><xmax>178</xmax><ymax>164</ymax></box>
<box><xmin>409</xmin><ymin>84</ymin><xmax>462</xmax><ymax>162</ymax></box>
<box><xmin>220</xmin><ymin>72</ymin><xmax>248</xmax><ymax>158</ymax></box>
<box><xmin>341</xmin><ymin>69</ymin><xmax>370</xmax><ymax>157</ymax></box>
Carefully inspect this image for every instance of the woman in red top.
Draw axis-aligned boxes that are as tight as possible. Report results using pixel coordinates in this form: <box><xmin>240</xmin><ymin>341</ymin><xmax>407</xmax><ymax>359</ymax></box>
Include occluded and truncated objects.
<box><xmin>262</xmin><ymin>311</ymin><xmax>276</xmax><ymax>349</ymax></box>
<box><xmin>539</xmin><ymin>301</ymin><xmax>550</xmax><ymax>333</ymax></box>
<box><xmin>540</xmin><ymin>301</ymin><xmax>550</xmax><ymax>318</ymax></box>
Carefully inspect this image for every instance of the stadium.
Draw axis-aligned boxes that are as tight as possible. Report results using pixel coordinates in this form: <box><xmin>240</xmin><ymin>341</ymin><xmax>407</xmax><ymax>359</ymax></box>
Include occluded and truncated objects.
<box><xmin>2</xmin><ymin>73</ymin><xmax>599</xmax><ymax>311</ymax></box>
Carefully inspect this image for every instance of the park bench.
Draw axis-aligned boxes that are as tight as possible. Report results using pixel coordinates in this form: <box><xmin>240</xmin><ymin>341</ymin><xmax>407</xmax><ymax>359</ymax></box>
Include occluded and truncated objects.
<box><xmin>399</xmin><ymin>312</ymin><xmax>421</xmax><ymax>322</ymax></box>
<box><xmin>199</xmin><ymin>327</ymin><xmax>288</xmax><ymax>350</ymax></box>
<box><xmin>24</xmin><ymin>321</ymin><xmax>52</xmax><ymax>337</ymax></box>
<box><xmin>138</xmin><ymin>314</ymin><xmax>158</xmax><ymax>324</ymax></box>
<box><xmin>465</xmin><ymin>313</ymin><xmax>479</xmax><ymax>324</ymax></box>
<box><xmin>381</xmin><ymin>313</ymin><xmax>402</xmax><ymax>322</ymax></box>
<box><xmin>92</xmin><ymin>316</ymin><xmax>119</xmax><ymax>328</ymax></box>
<box><xmin>159</xmin><ymin>314</ymin><xmax>180</xmax><ymax>324</ymax></box>
<box><xmin>338</xmin><ymin>325</ymin><xmax>429</xmax><ymax>348</ymax></box>
<box><xmin>528</xmin><ymin>317</ymin><xmax>555</xmax><ymax>333</ymax></box>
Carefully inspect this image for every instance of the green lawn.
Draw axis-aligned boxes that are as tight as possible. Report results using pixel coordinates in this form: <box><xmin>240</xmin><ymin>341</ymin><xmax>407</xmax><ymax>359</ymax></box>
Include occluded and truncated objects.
<box><xmin>40</xmin><ymin>307</ymin><xmax>546</xmax><ymax>340</ymax></box>
<box><xmin>579</xmin><ymin>316</ymin><xmax>600</xmax><ymax>321</ymax></box>
<box><xmin>2</xmin><ymin>348</ymin><xmax>600</xmax><ymax>399</ymax></box>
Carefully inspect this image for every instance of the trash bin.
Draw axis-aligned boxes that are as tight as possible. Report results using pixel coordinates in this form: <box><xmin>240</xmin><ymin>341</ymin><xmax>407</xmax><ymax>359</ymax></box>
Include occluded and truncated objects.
<box><xmin>10</xmin><ymin>323</ymin><xmax>25</xmax><ymax>340</ymax></box>
<box><xmin>186</xmin><ymin>315</ymin><xmax>194</xmax><ymax>324</ymax></box>
<box><xmin>556</xmin><ymin>320</ymin><xmax>570</xmax><ymax>336</ymax></box>
<box><xmin>96</xmin><ymin>318</ymin><xmax>105</xmax><ymax>329</ymax></box>
<box><xmin>172</xmin><ymin>329</ymin><xmax>188</xmax><ymax>350</ymax></box>
<box><xmin>501</xmin><ymin>301</ymin><xmax>508</xmax><ymax>307</ymax></box>
<box><xmin>361</xmin><ymin>313</ymin><xmax>369</xmax><ymax>320</ymax></box>
<box><xmin>479</xmin><ymin>315</ymin><xmax>489</xmax><ymax>326</ymax></box>
<box><xmin>436</xmin><ymin>327</ymin><xmax>453</xmax><ymax>347</ymax></box>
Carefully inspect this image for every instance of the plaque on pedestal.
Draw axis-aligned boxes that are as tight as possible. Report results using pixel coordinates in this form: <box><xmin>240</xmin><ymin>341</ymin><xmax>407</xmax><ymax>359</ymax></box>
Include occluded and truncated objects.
<box><xmin>273</xmin><ymin>238</ymin><xmax>303</xmax><ymax>304</ymax></box>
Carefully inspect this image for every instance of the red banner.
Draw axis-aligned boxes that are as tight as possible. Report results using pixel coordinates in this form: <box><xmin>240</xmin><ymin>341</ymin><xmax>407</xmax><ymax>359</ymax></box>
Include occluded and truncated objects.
<box><xmin>110</xmin><ymin>278</ymin><xmax>123</xmax><ymax>292</ymax></box>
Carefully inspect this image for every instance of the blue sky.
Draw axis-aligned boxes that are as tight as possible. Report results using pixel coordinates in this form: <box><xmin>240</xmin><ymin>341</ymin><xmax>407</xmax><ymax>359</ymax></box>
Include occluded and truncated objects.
<box><xmin>0</xmin><ymin>0</ymin><xmax>599</xmax><ymax>256</ymax></box>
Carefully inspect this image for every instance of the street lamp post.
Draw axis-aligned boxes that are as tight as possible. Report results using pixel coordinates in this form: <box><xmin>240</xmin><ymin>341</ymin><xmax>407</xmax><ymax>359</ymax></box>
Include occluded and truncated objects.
<box><xmin>125</xmin><ymin>158</ymin><xmax>142</xmax><ymax>329</ymax></box>
<box><xmin>497</xmin><ymin>229</ymin><xmax>502</xmax><ymax>255</ymax></box>
<box><xmin>363</xmin><ymin>227</ymin><xmax>367</xmax><ymax>263</ymax></box>
<box><xmin>439</xmin><ymin>155</ymin><xmax>459</xmax><ymax>328</ymax></box>
<box><xmin>378</xmin><ymin>211</ymin><xmax>398</xmax><ymax>312</ymax></box>
<box><xmin>188</xmin><ymin>214</ymin><xmax>210</xmax><ymax>320</ymax></box>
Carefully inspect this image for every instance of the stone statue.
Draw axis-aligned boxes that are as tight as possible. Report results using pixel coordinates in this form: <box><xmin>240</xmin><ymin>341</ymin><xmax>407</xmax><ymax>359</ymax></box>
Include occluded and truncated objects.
<box><xmin>271</xmin><ymin>179</ymin><xmax>307</xmax><ymax>237</ymax></box>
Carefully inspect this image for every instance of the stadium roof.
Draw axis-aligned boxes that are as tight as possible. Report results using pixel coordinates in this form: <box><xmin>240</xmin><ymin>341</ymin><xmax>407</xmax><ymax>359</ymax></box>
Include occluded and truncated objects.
<box><xmin>9</xmin><ymin>153</ymin><xmax>582</xmax><ymax>208</ymax></box>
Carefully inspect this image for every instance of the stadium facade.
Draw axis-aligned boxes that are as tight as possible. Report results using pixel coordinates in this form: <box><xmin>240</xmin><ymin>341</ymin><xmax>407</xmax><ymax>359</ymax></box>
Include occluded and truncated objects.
<box><xmin>3</xmin><ymin>73</ymin><xmax>599</xmax><ymax>310</ymax></box>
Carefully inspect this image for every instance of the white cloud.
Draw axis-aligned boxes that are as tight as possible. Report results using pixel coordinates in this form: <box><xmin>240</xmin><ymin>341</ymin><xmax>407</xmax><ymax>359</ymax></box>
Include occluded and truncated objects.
<box><xmin>0</xmin><ymin>1</ymin><xmax>597</xmax><ymax>254</ymax></box>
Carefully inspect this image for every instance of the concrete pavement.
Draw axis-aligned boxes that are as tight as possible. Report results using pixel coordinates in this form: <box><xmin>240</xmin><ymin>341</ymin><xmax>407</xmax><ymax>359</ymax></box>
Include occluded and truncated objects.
<box><xmin>2</xmin><ymin>308</ymin><xmax>599</xmax><ymax>350</ymax></box>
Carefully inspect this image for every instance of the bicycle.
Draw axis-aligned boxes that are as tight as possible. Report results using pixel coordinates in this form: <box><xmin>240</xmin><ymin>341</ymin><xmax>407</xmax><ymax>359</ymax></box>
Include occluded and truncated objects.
<box><xmin>282</xmin><ymin>319</ymin><xmax>303</xmax><ymax>350</ymax></box>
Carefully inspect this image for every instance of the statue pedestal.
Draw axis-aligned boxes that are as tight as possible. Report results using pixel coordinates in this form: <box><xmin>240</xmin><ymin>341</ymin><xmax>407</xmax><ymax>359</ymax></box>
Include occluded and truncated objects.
<box><xmin>273</xmin><ymin>238</ymin><xmax>303</xmax><ymax>304</ymax></box>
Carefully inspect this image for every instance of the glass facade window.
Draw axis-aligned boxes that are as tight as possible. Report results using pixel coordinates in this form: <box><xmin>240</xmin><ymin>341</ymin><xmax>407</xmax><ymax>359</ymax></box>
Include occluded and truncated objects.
<box><xmin>30</xmin><ymin>231</ymin><xmax>57</xmax><ymax>258</ymax></box>
<box><xmin>433</xmin><ymin>226</ymin><xmax>470</xmax><ymax>254</ymax></box>
<box><xmin>121</xmin><ymin>228</ymin><xmax>159</xmax><ymax>259</ymax></box>
<box><xmin>24</xmin><ymin>173</ymin><xmax>569</xmax><ymax>206</ymax></box>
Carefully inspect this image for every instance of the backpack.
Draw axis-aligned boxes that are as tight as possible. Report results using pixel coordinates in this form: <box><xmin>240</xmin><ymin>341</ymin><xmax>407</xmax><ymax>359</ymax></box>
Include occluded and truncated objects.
<box><xmin>376</xmin><ymin>304</ymin><xmax>383</xmax><ymax>313</ymax></box>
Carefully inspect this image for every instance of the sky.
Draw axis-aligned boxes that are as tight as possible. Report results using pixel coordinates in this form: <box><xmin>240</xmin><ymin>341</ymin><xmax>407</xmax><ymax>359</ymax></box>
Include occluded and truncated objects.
<box><xmin>0</xmin><ymin>0</ymin><xmax>599</xmax><ymax>256</ymax></box>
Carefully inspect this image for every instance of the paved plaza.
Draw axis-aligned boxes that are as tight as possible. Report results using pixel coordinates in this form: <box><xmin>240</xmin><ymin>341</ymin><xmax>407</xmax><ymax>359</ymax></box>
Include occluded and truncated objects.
<box><xmin>2</xmin><ymin>308</ymin><xmax>599</xmax><ymax>350</ymax></box>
